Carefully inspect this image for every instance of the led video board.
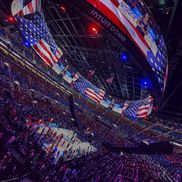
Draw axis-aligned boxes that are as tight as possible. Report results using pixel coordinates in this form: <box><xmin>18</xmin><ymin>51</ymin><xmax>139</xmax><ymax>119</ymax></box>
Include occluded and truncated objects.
<box><xmin>87</xmin><ymin>0</ymin><xmax>168</xmax><ymax>93</ymax></box>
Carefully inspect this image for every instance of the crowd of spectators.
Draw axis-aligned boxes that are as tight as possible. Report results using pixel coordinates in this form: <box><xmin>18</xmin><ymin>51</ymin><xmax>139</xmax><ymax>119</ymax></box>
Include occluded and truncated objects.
<box><xmin>0</xmin><ymin>32</ymin><xmax>182</xmax><ymax>181</ymax></box>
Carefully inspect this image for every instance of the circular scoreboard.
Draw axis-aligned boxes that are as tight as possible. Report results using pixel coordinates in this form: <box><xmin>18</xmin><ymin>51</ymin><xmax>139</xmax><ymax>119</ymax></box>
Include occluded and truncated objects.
<box><xmin>64</xmin><ymin>0</ymin><xmax>168</xmax><ymax>105</ymax></box>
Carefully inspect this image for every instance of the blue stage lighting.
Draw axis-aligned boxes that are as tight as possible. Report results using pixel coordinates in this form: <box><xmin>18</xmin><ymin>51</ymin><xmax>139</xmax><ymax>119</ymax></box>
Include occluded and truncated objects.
<box><xmin>121</xmin><ymin>53</ymin><xmax>128</xmax><ymax>61</ymax></box>
<box><xmin>24</xmin><ymin>41</ymin><xmax>31</xmax><ymax>48</ymax></box>
<box><xmin>141</xmin><ymin>79</ymin><xmax>150</xmax><ymax>87</ymax></box>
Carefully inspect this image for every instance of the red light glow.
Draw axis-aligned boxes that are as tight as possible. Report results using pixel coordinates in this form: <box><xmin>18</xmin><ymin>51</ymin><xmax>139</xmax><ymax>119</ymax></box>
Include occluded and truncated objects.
<box><xmin>60</xmin><ymin>5</ymin><xmax>66</xmax><ymax>13</ymax></box>
<box><xmin>6</xmin><ymin>16</ymin><xmax>16</xmax><ymax>24</ymax></box>
<box><xmin>92</xmin><ymin>27</ymin><xmax>96</xmax><ymax>31</ymax></box>
<box><xmin>89</xmin><ymin>25</ymin><xmax>98</xmax><ymax>35</ymax></box>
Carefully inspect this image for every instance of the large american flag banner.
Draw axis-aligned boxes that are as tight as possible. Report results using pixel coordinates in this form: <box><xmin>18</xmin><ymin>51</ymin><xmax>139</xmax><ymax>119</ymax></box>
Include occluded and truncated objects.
<box><xmin>74</xmin><ymin>78</ymin><xmax>105</xmax><ymax>104</ymax></box>
<box><xmin>124</xmin><ymin>96</ymin><xmax>153</xmax><ymax>118</ymax></box>
<box><xmin>16</xmin><ymin>13</ymin><xmax>63</xmax><ymax>68</ymax></box>
<box><xmin>11</xmin><ymin>0</ymin><xmax>41</xmax><ymax>16</ymax></box>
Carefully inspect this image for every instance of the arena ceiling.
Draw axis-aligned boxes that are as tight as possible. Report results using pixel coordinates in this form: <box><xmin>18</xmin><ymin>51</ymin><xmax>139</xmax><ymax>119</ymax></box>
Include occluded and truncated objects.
<box><xmin>0</xmin><ymin>0</ymin><xmax>181</xmax><ymax>120</ymax></box>
<box><xmin>43</xmin><ymin>0</ymin><xmax>152</xmax><ymax>101</ymax></box>
<box><xmin>42</xmin><ymin>0</ymin><xmax>182</xmax><ymax>106</ymax></box>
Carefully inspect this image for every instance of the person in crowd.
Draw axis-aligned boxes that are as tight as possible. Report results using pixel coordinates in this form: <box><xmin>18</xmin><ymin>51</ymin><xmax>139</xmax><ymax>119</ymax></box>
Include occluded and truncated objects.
<box><xmin>0</xmin><ymin>59</ymin><xmax>181</xmax><ymax>182</ymax></box>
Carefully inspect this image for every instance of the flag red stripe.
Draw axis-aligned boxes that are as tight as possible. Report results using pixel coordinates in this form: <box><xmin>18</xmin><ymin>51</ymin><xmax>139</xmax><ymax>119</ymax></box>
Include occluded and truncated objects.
<box><xmin>35</xmin><ymin>0</ymin><xmax>39</xmax><ymax>12</ymax></box>
<box><xmin>111</xmin><ymin>0</ymin><xmax>120</xmax><ymax>7</ymax></box>
<box><xmin>54</xmin><ymin>54</ymin><xmax>59</xmax><ymax>63</ymax></box>
<box><xmin>33</xmin><ymin>44</ymin><xmax>52</xmax><ymax>67</ymax></box>
<box><xmin>137</xmin><ymin>105</ymin><xmax>150</xmax><ymax>111</ymax></box>
<box><xmin>136</xmin><ymin>112</ymin><xmax>148</xmax><ymax>117</ymax></box>
<box><xmin>39</xmin><ymin>40</ymin><xmax>57</xmax><ymax>65</ymax></box>
<box><xmin>54</xmin><ymin>49</ymin><xmax>62</xmax><ymax>62</ymax></box>
<box><xmin>86</xmin><ymin>88</ymin><xmax>104</xmax><ymax>100</ymax></box>
<box><xmin>27</xmin><ymin>1</ymin><xmax>34</xmax><ymax>14</ymax></box>
<box><xmin>84</xmin><ymin>91</ymin><xmax>100</xmax><ymax>103</ymax></box>
<box><xmin>85</xmin><ymin>94</ymin><xmax>100</xmax><ymax>103</ymax></box>
<box><xmin>84</xmin><ymin>89</ymin><xmax>101</xmax><ymax>103</ymax></box>
<box><xmin>18</xmin><ymin>10</ymin><xmax>24</xmax><ymax>16</ymax></box>
<box><xmin>57</xmin><ymin>49</ymin><xmax>63</xmax><ymax>57</ymax></box>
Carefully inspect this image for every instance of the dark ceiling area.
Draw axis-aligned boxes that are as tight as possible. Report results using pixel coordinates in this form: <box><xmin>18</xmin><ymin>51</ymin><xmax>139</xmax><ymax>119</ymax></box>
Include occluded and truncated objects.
<box><xmin>0</xmin><ymin>0</ymin><xmax>181</xmax><ymax>121</ymax></box>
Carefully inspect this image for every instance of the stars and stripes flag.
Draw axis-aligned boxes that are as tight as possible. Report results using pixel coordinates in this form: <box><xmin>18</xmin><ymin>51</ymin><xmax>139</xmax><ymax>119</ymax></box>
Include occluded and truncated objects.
<box><xmin>74</xmin><ymin>78</ymin><xmax>105</xmax><ymax>104</ymax></box>
<box><xmin>16</xmin><ymin>13</ymin><xmax>63</xmax><ymax>69</ymax></box>
<box><xmin>11</xmin><ymin>0</ymin><xmax>41</xmax><ymax>17</ymax></box>
<box><xmin>136</xmin><ymin>96</ymin><xmax>153</xmax><ymax>118</ymax></box>
<box><xmin>124</xmin><ymin>96</ymin><xmax>153</xmax><ymax>118</ymax></box>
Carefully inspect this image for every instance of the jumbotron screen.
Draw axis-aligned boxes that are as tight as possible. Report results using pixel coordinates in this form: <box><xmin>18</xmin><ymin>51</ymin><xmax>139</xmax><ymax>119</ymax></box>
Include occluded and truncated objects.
<box><xmin>87</xmin><ymin>0</ymin><xmax>168</xmax><ymax>93</ymax></box>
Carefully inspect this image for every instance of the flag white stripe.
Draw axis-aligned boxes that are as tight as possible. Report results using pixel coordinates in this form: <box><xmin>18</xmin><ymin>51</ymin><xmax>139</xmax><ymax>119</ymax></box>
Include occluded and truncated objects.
<box><xmin>33</xmin><ymin>45</ymin><xmax>52</xmax><ymax>66</ymax></box>
<box><xmin>136</xmin><ymin>97</ymin><xmax>153</xmax><ymax>117</ymax></box>
<box><xmin>52</xmin><ymin>49</ymin><xmax>63</xmax><ymax>63</ymax></box>
<box><xmin>36</xmin><ymin>40</ymin><xmax>54</xmax><ymax>66</ymax></box>
<box><xmin>84</xmin><ymin>88</ymin><xmax>104</xmax><ymax>103</ymax></box>
<box><xmin>23</xmin><ymin>4</ymin><xmax>31</xmax><ymax>15</ymax></box>
<box><xmin>11</xmin><ymin>0</ymin><xmax>41</xmax><ymax>16</ymax></box>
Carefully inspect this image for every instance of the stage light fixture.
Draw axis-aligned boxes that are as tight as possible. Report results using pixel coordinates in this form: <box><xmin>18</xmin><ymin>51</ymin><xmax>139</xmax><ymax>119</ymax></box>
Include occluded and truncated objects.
<box><xmin>91</xmin><ymin>26</ymin><xmax>98</xmax><ymax>34</ymax></box>
<box><xmin>141</xmin><ymin>79</ymin><xmax>150</xmax><ymax>87</ymax></box>
<box><xmin>6</xmin><ymin>16</ymin><xmax>16</xmax><ymax>24</ymax></box>
<box><xmin>121</xmin><ymin>53</ymin><xmax>128</xmax><ymax>61</ymax></box>
<box><xmin>59</xmin><ymin>5</ymin><xmax>66</xmax><ymax>13</ymax></box>
<box><xmin>24</xmin><ymin>41</ymin><xmax>31</xmax><ymax>48</ymax></box>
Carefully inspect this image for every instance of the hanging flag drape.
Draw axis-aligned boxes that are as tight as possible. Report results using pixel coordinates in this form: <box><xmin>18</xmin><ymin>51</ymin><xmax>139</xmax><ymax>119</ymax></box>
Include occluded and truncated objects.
<box><xmin>11</xmin><ymin>0</ymin><xmax>42</xmax><ymax>17</ymax></box>
<box><xmin>136</xmin><ymin>96</ymin><xmax>153</xmax><ymax>118</ymax></box>
<box><xmin>74</xmin><ymin>77</ymin><xmax>105</xmax><ymax>104</ymax></box>
<box><xmin>16</xmin><ymin>12</ymin><xmax>63</xmax><ymax>70</ymax></box>
<box><xmin>124</xmin><ymin>96</ymin><xmax>153</xmax><ymax>118</ymax></box>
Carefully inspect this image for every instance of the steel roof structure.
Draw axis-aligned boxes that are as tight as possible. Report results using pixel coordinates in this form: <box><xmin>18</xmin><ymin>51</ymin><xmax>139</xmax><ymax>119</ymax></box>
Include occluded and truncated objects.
<box><xmin>43</xmin><ymin>1</ymin><xmax>152</xmax><ymax>101</ymax></box>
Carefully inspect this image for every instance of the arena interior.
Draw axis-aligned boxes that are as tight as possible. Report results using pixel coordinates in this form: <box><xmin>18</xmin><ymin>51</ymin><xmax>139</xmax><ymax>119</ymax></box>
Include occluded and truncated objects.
<box><xmin>0</xmin><ymin>0</ymin><xmax>182</xmax><ymax>181</ymax></box>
